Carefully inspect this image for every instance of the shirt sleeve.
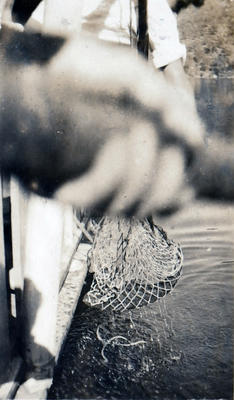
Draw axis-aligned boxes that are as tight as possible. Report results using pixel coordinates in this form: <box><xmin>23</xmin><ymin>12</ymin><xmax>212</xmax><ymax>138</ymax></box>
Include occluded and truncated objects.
<box><xmin>147</xmin><ymin>0</ymin><xmax>186</xmax><ymax>68</ymax></box>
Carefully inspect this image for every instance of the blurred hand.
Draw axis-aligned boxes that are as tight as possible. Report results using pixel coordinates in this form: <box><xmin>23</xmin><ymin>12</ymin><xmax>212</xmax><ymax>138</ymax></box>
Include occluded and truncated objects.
<box><xmin>0</xmin><ymin>29</ymin><xmax>204</xmax><ymax>216</ymax></box>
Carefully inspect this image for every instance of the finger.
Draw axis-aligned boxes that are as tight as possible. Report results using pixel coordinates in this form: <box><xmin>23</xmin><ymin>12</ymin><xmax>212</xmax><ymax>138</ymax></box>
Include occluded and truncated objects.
<box><xmin>138</xmin><ymin>145</ymin><xmax>186</xmax><ymax>216</ymax></box>
<box><xmin>160</xmin><ymin>90</ymin><xmax>205</xmax><ymax>149</ymax></box>
<box><xmin>132</xmin><ymin>67</ymin><xmax>205</xmax><ymax>149</ymax></box>
<box><xmin>54</xmin><ymin>135</ymin><xmax>128</xmax><ymax>210</ymax></box>
<box><xmin>108</xmin><ymin>121</ymin><xmax>158</xmax><ymax>214</ymax></box>
<box><xmin>1</xmin><ymin>20</ymin><xmax>24</xmax><ymax>31</ymax></box>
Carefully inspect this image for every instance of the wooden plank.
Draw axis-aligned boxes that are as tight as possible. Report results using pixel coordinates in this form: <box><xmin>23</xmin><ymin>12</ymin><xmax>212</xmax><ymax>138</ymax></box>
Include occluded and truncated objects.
<box><xmin>10</xmin><ymin>178</ymin><xmax>28</xmax><ymax>291</ymax></box>
<box><xmin>22</xmin><ymin>195</ymin><xmax>63</xmax><ymax>366</ymax></box>
<box><xmin>59</xmin><ymin>211</ymin><xmax>90</xmax><ymax>290</ymax></box>
<box><xmin>0</xmin><ymin>174</ymin><xmax>11</xmax><ymax>376</ymax></box>
<box><xmin>55</xmin><ymin>243</ymin><xmax>89</xmax><ymax>360</ymax></box>
<box><xmin>60</xmin><ymin>206</ymin><xmax>80</xmax><ymax>289</ymax></box>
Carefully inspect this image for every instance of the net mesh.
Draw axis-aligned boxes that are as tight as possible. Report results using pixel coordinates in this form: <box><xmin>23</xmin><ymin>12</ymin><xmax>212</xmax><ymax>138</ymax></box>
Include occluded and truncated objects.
<box><xmin>83</xmin><ymin>217</ymin><xmax>183</xmax><ymax>312</ymax></box>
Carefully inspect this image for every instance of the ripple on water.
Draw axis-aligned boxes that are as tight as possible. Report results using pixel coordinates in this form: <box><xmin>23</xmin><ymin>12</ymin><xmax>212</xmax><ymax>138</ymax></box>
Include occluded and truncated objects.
<box><xmin>49</xmin><ymin>201</ymin><xmax>233</xmax><ymax>400</ymax></box>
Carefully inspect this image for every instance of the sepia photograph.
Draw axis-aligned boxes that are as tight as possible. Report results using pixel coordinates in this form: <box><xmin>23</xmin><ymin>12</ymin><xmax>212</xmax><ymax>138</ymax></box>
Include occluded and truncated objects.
<box><xmin>0</xmin><ymin>0</ymin><xmax>233</xmax><ymax>399</ymax></box>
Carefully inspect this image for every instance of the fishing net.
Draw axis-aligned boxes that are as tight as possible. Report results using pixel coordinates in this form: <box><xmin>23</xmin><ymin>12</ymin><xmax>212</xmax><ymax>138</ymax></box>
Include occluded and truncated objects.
<box><xmin>83</xmin><ymin>217</ymin><xmax>183</xmax><ymax>312</ymax></box>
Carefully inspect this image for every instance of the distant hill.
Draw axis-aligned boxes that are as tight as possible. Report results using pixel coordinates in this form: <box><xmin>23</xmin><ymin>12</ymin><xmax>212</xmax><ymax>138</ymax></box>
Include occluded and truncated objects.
<box><xmin>177</xmin><ymin>0</ymin><xmax>234</xmax><ymax>78</ymax></box>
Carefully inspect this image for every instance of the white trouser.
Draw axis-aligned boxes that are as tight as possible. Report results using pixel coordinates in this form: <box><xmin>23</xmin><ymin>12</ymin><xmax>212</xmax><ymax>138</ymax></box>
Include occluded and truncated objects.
<box><xmin>81</xmin><ymin>0</ymin><xmax>186</xmax><ymax>68</ymax></box>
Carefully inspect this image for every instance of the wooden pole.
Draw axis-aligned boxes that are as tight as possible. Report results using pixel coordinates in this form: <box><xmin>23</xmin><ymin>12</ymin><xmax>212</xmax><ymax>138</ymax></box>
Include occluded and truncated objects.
<box><xmin>22</xmin><ymin>195</ymin><xmax>64</xmax><ymax>367</ymax></box>
<box><xmin>137</xmin><ymin>0</ymin><xmax>149</xmax><ymax>58</ymax></box>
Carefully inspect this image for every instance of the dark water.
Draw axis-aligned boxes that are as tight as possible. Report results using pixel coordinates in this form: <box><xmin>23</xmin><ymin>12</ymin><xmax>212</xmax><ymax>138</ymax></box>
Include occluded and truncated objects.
<box><xmin>49</xmin><ymin>79</ymin><xmax>234</xmax><ymax>400</ymax></box>
<box><xmin>49</xmin><ymin>201</ymin><xmax>233</xmax><ymax>400</ymax></box>
<box><xmin>195</xmin><ymin>78</ymin><xmax>234</xmax><ymax>139</ymax></box>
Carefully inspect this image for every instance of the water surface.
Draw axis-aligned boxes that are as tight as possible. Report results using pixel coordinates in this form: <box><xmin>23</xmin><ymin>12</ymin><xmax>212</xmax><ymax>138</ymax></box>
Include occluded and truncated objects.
<box><xmin>49</xmin><ymin>201</ymin><xmax>233</xmax><ymax>400</ymax></box>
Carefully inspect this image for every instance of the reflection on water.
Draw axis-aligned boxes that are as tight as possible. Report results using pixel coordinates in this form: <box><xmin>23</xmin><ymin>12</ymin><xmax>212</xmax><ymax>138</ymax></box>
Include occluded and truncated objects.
<box><xmin>194</xmin><ymin>78</ymin><xmax>234</xmax><ymax>139</ymax></box>
<box><xmin>49</xmin><ymin>78</ymin><xmax>233</xmax><ymax>400</ymax></box>
<box><xmin>49</xmin><ymin>201</ymin><xmax>233</xmax><ymax>400</ymax></box>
